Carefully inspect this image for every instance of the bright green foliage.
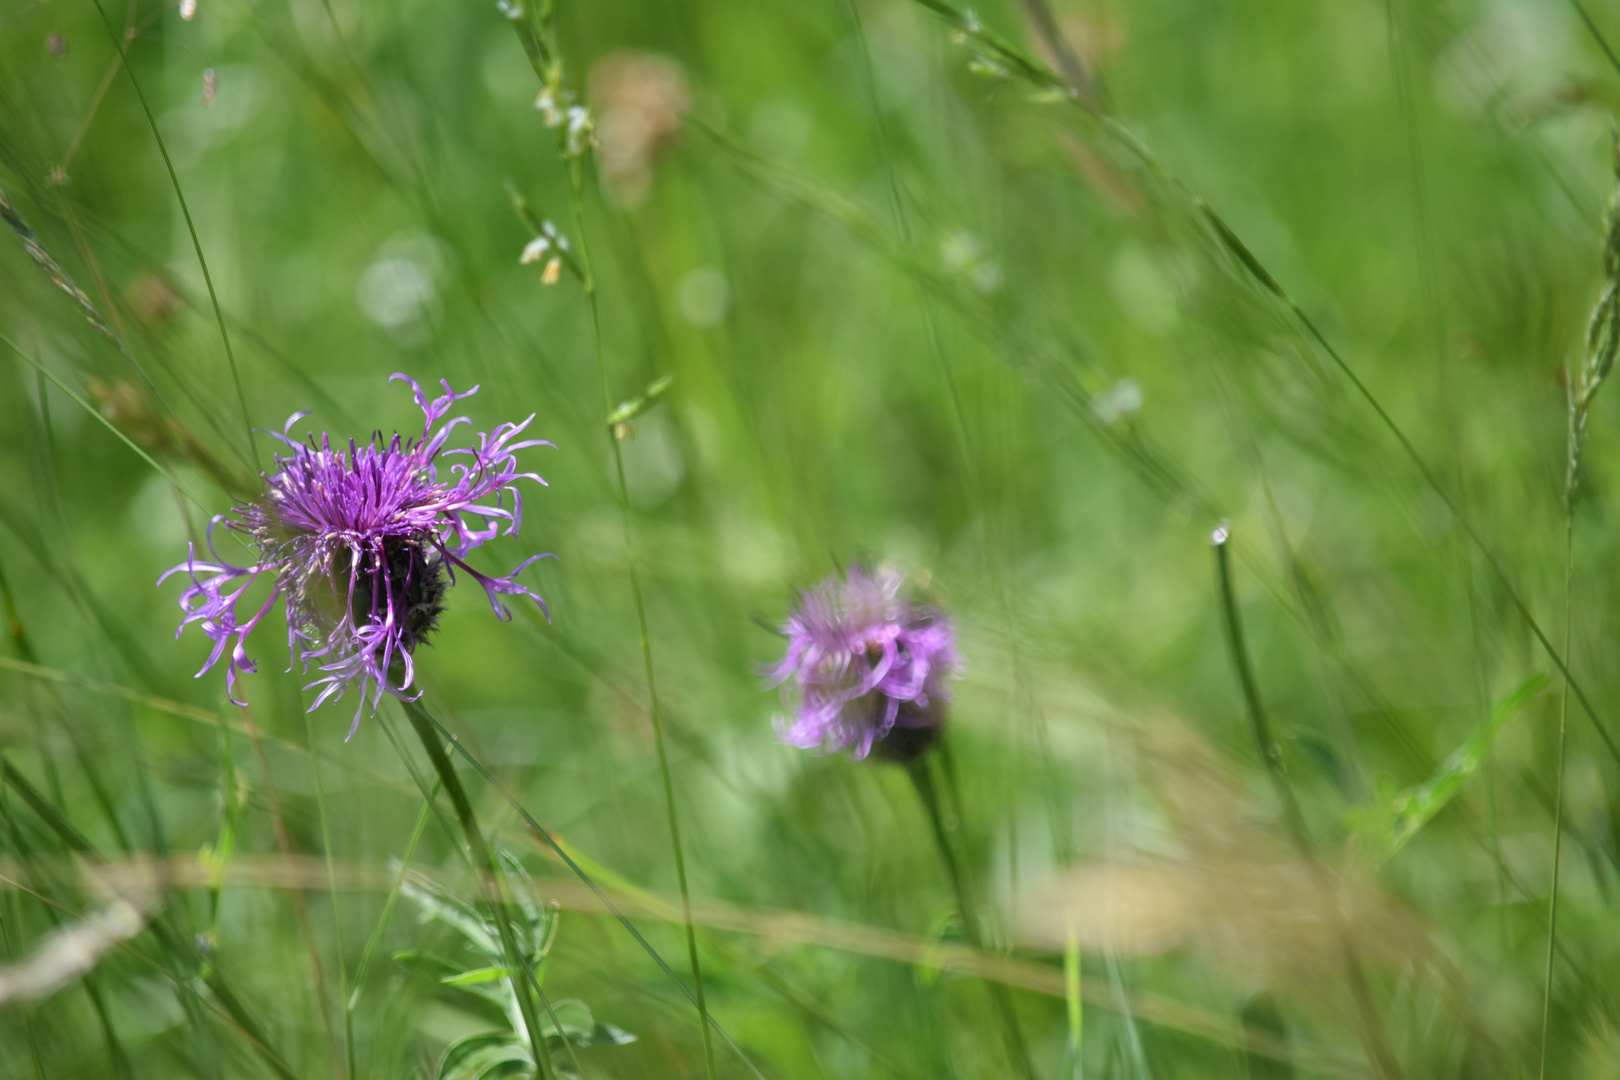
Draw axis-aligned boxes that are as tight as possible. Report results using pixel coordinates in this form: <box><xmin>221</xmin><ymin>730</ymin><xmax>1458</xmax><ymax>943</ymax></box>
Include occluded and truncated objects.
<box><xmin>1349</xmin><ymin>673</ymin><xmax>1550</xmax><ymax>862</ymax></box>
<box><xmin>397</xmin><ymin>858</ymin><xmax>634</xmax><ymax>1079</ymax></box>
<box><xmin>6</xmin><ymin>0</ymin><xmax>1620</xmax><ymax>1076</ymax></box>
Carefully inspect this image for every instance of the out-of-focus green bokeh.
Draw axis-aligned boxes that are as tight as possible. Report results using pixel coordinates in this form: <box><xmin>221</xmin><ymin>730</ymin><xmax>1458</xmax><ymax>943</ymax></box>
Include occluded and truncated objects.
<box><xmin>4</xmin><ymin>0</ymin><xmax>1620</xmax><ymax>1075</ymax></box>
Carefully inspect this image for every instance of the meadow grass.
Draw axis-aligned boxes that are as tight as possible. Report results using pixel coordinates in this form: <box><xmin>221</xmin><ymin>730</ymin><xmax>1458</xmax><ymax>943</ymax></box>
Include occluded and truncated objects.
<box><xmin>5</xmin><ymin>0</ymin><xmax>1620</xmax><ymax>1077</ymax></box>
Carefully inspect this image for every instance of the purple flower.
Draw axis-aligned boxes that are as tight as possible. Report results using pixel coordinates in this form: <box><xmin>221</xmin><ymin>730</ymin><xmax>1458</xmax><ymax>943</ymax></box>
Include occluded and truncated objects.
<box><xmin>160</xmin><ymin>374</ymin><xmax>554</xmax><ymax>735</ymax></box>
<box><xmin>768</xmin><ymin>565</ymin><xmax>960</xmax><ymax>762</ymax></box>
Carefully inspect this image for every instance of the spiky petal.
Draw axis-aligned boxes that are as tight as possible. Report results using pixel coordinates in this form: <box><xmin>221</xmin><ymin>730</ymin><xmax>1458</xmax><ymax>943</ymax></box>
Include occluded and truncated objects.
<box><xmin>160</xmin><ymin>374</ymin><xmax>554</xmax><ymax>736</ymax></box>
<box><xmin>768</xmin><ymin>565</ymin><xmax>959</xmax><ymax>762</ymax></box>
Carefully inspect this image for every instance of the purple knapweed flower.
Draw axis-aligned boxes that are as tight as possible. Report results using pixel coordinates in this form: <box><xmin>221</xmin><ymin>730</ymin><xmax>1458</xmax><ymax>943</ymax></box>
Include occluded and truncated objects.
<box><xmin>768</xmin><ymin>565</ymin><xmax>960</xmax><ymax>762</ymax></box>
<box><xmin>159</xmin><ymin>374</ymin><xmax>554</xmax><ymax>736</ymax></box>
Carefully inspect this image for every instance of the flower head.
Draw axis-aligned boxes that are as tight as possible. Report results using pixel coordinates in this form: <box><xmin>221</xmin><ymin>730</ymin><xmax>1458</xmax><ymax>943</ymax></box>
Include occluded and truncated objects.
<box><xmin>768</xmin><ymin>565</ymin><xmax>960</xmax><ymax>762</ymax></box>
<box><xmin>160</xmin><ymin>375</ymin><xmax>554</xmax><ymax>736</ymax></box>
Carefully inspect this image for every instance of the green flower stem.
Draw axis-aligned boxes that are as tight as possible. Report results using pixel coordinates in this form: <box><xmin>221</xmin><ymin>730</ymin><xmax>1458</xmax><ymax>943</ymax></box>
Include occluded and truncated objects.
<box><xmin>908</xmin><ymin>753</ymin><xmax>1036</xmax><ymax>1080</ymax></box>
<box><xmin>404</xmin><ymin>699</ymin><xmax>763</xmax><ymax>1075</ymax></box>
<box><xmin>402</xmin><ymin>698</ymin><xmax>557</xmax><ymax>1080</ymax></box>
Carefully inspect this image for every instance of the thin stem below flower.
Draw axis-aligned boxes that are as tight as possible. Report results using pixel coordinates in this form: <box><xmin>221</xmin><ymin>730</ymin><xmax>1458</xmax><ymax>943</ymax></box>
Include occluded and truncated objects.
<box><xmin>908</xmin><ymin>754</ymin><xmax>1036</xmax><ymax>1080</ymax></box>
<box><xmin>405</xmin><ymin>699</ymin><xmax>765</xmax><ymax>1075</ymax></box>
<box><xmin>401</xmin><ymin>698</ymin><xmax>557</xmax><ymax>1080</ymax></box>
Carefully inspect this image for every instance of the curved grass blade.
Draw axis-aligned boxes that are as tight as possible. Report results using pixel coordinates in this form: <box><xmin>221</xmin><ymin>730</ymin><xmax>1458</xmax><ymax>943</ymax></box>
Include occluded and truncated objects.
<box><xmin>84</xmin><ymin>0</ymin><xmax>257</xmax><ymax>465</ymax></box>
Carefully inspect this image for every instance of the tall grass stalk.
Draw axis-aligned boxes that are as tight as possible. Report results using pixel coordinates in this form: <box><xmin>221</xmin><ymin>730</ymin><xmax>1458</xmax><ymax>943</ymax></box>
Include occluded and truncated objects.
<box><xmin>1539</xmin><ymin>520</ymin><xmax>1574</xmax><ymax>1080</ymax></box>
<box><xmin>0</xmin><ymin>738</ymin><xmax>134</xmax><ymax>1080</ymax></box>
<box><xmin>1103</xmin><ymin>953</ymin><xmax>1150</xmax><ymax>1080</ymax></box>
<box><xmin>907</xmin><ymin>752</ymin><xmax>1036</xmax><ymax>1080</ymax></box>
<box><xmin>1539</xmin><ymin>148</ymin><xmax>1620</xmax><ymax>1079</ymax></box>
<box><xmin>1212</xmin><ymin>528</ymin><xmax>1404</xmax><ymax>1080</ymax></box>
<box><xmin>0</xmin><ymin>333</ymin><xmax>202</xmax><ymax>508</ymax></box>
<box><xmin>499</xmin><ymin>5</ymin><xmax>716</xmax><ymax>1068</ymax></box>
<box><xmin>564</xmin><ymin>153</ymin><xmax>719</xmax><ymax>1077</ymax></box>
<box><xmin>916</xmin><ymin>0</ymin><xmax>1620</xmax><ymax>769</ymax></box>
<box><xmin>84</xmin><ymin>0</ymin><xmax>256</xmax><ymax>465</ymax></box>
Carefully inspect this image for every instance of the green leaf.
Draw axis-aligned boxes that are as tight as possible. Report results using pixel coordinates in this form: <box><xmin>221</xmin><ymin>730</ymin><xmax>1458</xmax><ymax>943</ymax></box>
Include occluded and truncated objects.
<box><xmin>472</xmin><ymin>1063</ymin><xmax>532</xmax><ymax>1080</ymax></box>
<box><xmin>402</xmin><ymin>873</ymin><xmax>503</xmax><ymax>958</ymax></box>
<box><xmin>582</xmin><ymin>1023</ymin><xmax>637</xmax><ymax>1047</ymax></box>
<box><xmin>437</xmin><ymin>1032</ymin><xmax>531</xmax><ymax>1080</ymax></box>
<box><xmin>394</xmin><ymin>952</ymin><xmax>465</xmax><ymax>980</ymax></box>
<box><xmin>606</xmin><ymin>373</ymin><xmax>675</xmax><ymax>429</ymax></box>
<box><xmin>540</xmin><ymin>998</ymin><xmax>594</xmax><ymax>1041</ymax></box>
<box><xmin>441</xmin><ymin>966</ymin><xmax>518</xmax><ymax>987</ymax></box>
<box><xmin>495</xmin><ymin>850</ymin><xmax>561</xmax><ymax>960</ymax></box>
<box><xmin>1349</xmin><ymin>673</ymin><xmax>1548</xmax><ymax>860</ymax></box>
<box><xmin>395</xmin><ymin>953</ymin><xmax>514</xmax><ymax>1030</ymax></box>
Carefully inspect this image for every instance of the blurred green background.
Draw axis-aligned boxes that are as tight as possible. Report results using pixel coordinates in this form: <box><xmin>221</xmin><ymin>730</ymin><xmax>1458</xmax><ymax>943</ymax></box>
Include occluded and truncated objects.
<box><xmin>4</xmin><ymin>0</ymin><xmax>1620</xmax><ymax>1075</ymax></box>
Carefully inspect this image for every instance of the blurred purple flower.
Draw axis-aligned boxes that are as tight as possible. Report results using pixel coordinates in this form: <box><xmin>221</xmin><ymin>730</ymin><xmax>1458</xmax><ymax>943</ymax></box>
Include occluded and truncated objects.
<box><xmin>768</xmin><ymin>565</ymin><xmax>960</xmax><ymax>762</ymax></box>
<box><xmin>160</xmin><ymin>375</ymin><xmax>554</xmax><ymax>735</ymax></box>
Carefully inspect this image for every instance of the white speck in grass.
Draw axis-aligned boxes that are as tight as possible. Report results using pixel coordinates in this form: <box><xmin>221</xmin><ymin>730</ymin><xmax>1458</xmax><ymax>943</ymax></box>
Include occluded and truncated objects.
<box><xmin>180</xmin><ymin>0</ymin><xmax>197</xmax><ymax>19</ymax></box>
<box><xmin>358</xmin><ymin>258</ymin><xmax>434</xmax><ymax>329</ymax></box>
<box><xmin>158</xmin><ymin>64</ymin><xmax>267</xmax><ymax>168</ymax></box>
<box><xmin>564</xmin><ymin>105</ymin><xmax>596</xmax><ymax>156</ymax></box>
<box><xmin>1092</xmin><ymin>378</ymin><xmax>1142</xmax><ymax>424</ymax></box>
<box><xmin>535</xmin><ymin>87</ymin><xmax>562</xmax><ymax>125</ymax></box>
<box><xmin>941</xmin><ymin>231</ymin><xmax>982</xmax><ymax>273</ymax></box>
<box><xmin>202</xmin><ymin>68</ymin><xmax>216</xmax><ymax>107</ymax></box>
<box><xmin>357</xmin><ymin>231</ymin><xmax>450</xmax><ymax>346</ymax></box>
<box><xmin>678</xmin><ymin>267</ymin><xmax>729</xmax><ymax>327</ymax></box>
<box><xmin>520</xmin><ymin>236</ymin><xmax>551</xmax><ymax>264</ymax></box>
<box><xmin>540</xmin><ymin>256</ymin><xmax>562</xmax><ymax>285</ymax></box>
<box><xmin>521</xmin><ymin>220</ymin><xmax>568</xmax><ymax>264</ymax></box>
<box><xmin>940</xmin><ymin>230</ymin><xmax>1002</xmax><ymax>294</ymax></box>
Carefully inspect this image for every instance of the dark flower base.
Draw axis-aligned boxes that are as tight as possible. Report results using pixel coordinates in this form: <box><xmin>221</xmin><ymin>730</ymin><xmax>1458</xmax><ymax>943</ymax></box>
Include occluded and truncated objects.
<box><xmin>871</xmin><ymin>698</ymin><xmax>944</xmax><ymax>765</ymax></box>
